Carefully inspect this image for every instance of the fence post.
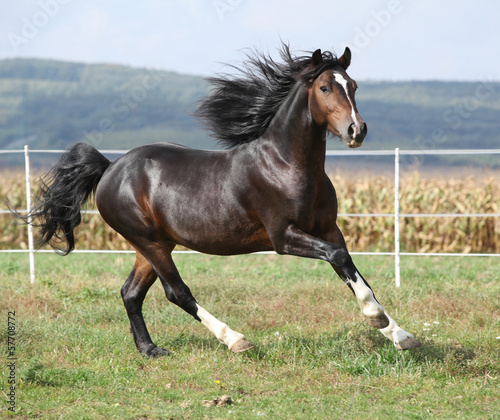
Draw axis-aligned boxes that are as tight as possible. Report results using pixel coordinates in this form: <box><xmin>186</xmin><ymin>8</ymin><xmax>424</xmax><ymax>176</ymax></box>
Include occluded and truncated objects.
<box><xmin>394</xmin><ymin>148</ymin><xmax>401</xmax><ymax>287</ymax></box>
<box><xmin>24</xmin><ymin>145</ymin><xmax>36</xmax><ymax>284</ymax></box>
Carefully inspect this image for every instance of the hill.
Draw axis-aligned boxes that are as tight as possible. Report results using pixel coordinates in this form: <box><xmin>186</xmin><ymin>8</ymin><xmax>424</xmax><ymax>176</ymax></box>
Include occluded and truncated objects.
<box><xmin>0</xmin><ymin>58</ymin><xmax>499</xmax><ymax>166</ymax></box>
<box><xmin>0</xmin><ymin>58</ymin><xmax>210</xmax><ymax>152</ymax></box>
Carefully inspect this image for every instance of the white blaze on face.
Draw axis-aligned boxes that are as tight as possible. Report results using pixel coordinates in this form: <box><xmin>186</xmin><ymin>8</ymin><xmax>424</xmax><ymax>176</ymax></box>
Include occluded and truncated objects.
<box><xmin>333</xmin><ymin>73</ymin><xmax>360</xmax><ymax>129</ymax></box>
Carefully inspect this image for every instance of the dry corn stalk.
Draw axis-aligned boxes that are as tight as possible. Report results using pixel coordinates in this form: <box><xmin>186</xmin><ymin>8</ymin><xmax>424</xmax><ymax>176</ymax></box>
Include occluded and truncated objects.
<box><xmin>1</xmin><ymin>170</ymin><xmax>499</xmax><ymax>254</ymax></box>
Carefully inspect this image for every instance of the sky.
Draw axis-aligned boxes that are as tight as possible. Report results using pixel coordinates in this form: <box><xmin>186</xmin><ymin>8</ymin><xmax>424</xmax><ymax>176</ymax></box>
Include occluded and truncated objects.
<box><xmin>1</xmin><ymin>0</ymin><xmax>499</xmax><ymax>81</ymax></box>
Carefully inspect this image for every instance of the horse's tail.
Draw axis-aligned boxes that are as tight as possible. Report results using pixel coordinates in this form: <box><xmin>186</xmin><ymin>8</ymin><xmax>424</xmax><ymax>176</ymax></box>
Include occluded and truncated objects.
<box><xmin>29</xmin><ymin>142</ymin><xmax>111</xmax><ymax>255</ymax></box>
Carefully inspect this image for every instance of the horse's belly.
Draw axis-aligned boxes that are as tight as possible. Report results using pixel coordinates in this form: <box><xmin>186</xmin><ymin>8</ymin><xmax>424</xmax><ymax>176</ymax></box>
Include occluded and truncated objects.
<box><xmin>155</xmin><ymin>201</ymin><xmax>273</xmax><ymax>255</ymax></box>
<box><xmin>170</xmin><ymin>221</ymin><xmax>274</xmax><ymax>255</ymax></box>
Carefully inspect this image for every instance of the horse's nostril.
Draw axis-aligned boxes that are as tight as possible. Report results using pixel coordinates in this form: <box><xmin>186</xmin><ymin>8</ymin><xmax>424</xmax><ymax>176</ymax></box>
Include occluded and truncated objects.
<box><xmin>348</xmin><ymin>123</ymin><xmax>355</xmax><ymax>138</ymax></box>
<box><xmin>361</xmin><ymin>122</ymin><xmax>368</xmax><ymax>137</ymax></box>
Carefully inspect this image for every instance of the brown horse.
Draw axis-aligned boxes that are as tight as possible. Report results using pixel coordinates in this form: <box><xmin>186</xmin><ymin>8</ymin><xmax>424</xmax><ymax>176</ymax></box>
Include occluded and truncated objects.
<box><xmin>29</xmin><ymin>45</ymin><xmax>420</xmax><ymax>356</ymax></box>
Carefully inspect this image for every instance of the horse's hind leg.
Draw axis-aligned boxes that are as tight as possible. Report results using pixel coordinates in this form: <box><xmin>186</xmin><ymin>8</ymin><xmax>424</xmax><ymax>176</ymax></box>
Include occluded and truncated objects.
<box><xmin>150</xmin><ymin>250</ymin><xmax>254</xmax><ymax>353</ymax></box>
<box><xmin>121</xmin><ymin>253</ymin><xmax>168</xmax><ymax>357</ymax></box>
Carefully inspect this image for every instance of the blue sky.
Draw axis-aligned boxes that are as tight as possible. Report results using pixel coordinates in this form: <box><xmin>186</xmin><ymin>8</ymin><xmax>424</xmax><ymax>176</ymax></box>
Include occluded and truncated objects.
<box><xmin>2</xmin><ymin>0</ymin><xmax>499</xmax><ymax>81</ymax></box>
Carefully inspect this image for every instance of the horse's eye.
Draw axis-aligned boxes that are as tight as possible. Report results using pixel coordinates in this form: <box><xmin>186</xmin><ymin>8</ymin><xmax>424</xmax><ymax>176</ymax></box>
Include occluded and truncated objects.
<box><xmin>320</xmin><ymin>86</ymin><xmax>329</xmax><ymax>93</ymax></box>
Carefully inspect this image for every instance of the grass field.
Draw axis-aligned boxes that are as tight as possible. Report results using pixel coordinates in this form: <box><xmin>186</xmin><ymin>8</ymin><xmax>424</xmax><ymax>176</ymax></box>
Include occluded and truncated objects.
<box><xmin>1</xmin><ymin>252</ymin><xmax>499</xmax><ymax>419</ymax></box>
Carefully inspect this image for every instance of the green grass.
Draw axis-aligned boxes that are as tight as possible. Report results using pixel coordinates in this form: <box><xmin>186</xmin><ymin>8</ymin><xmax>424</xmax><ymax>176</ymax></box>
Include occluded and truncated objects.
<box><xmin>1</xmin><ymin>253</ymin><xmax>499</xmax><ymax>419</ymax></box>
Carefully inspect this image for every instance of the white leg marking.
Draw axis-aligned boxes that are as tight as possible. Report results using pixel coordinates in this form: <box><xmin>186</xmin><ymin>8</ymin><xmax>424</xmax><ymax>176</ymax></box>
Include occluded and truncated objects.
<box><xmin>380</xmin><ymin>312</ymin><xmax>421</xmax><ymax>350</ymax></box>
<box><xmin>348</xmin><ymin>272</ymin><xmax>385</xmax><ymax>320</ymax></box>
<box><xmin>195</xmin><ymin>304</ymin><xmax>246</xmax><ymax>351</ymax></box>
<box><xmin>347</xmin><ymin>272</ymin><xmax>420</xmax><ymax>349</ymax></box>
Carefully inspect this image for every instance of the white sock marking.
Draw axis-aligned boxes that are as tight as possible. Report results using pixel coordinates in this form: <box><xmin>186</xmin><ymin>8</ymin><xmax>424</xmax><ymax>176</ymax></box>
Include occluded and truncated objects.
<box><xmin>196</xmin><ymin>304</ymin><xmax>246</xmax><ymax>350</ymax></box>
<box><xmin>348</xmin><ymin>271</ymin><xmax>385</xmax><ymax>319</ymax></box>
<box><xmin>347</xmin><ymin>271</ymin><xmax>417</xmax><ymax>349</ymax></box>
<box><xmin>379</xmin><ymin>311</ymin><xmax>418</xmax><ymax>349</ymax></box>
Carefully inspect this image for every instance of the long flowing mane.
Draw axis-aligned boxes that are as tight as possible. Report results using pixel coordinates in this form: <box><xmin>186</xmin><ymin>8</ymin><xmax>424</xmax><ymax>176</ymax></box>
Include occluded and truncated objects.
<box><xmin>194</xmin><ymin>44</ymin><xmax>343</xmax><ymax>149</ymax></box>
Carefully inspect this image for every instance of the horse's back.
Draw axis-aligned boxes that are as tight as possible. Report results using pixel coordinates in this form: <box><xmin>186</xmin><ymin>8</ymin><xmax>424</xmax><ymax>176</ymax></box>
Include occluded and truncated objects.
<box><xmin>98</xmin><ymin>142</ymin><xmax>227</xmax><ymax>188</ymax></box>
<box><xmin>96</xmin><ymin>141</ymin><xmax>227</xmax><ymax>215</ymax></box>
<box><xmin>95</xmin><ymin>142</ymin><xmax>272</xmax><ymax>254</ymax></box>
<box><xmin>110</xmin><ymin>142</ymin><xmax>219</xmax><ymax>169</ymax></box>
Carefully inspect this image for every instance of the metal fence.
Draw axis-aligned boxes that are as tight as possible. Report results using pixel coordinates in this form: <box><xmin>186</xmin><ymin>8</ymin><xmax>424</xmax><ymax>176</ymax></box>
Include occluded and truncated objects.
<box><xmin>1</xmin><ymin>146</ymin><xmax>499</xmax><ymax>285</ymax></box>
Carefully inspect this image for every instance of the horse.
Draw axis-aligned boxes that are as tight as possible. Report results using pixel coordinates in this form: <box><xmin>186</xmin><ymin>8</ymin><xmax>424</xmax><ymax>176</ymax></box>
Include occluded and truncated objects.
<box><xmin>29</xmin><ymin>45</ymin><xmax>420</xmax><ymax>356</ymax></box>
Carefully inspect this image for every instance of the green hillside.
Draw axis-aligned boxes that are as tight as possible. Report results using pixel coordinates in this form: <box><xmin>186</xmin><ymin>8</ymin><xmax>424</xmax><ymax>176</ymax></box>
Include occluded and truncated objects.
<box><xmin>0</xmin><ymin>58</ymin><xmax>499</xmax><ymax>165</ymax></box>
<box><xmin>0</xmin><ymin>58</ymin><xmax>210</xmax><ymax>152</ymax></box>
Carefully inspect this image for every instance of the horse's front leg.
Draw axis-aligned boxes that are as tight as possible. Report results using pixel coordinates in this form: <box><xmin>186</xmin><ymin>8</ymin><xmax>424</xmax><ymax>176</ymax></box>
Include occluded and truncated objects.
<box><xmin>324</xmin><ymin>226</ymin><xmax>421</xmax><ymax>350</ymax></box>
<box><xmin>341</xmin><ymin>267</ymin><xmax>421</xmax><ymax>350</ymax></box>
<box><xmin>272</xmin><ymin>224</ymin><xmax>420</xmax><ymax>350</ymax></box>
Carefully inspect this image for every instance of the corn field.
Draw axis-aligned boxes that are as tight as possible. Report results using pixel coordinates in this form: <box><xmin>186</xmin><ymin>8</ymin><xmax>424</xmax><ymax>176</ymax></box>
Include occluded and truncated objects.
<box><xmin>1</xmin><ymin>169</ymin><xmax>499</xmax><ymax>254</ymax></box>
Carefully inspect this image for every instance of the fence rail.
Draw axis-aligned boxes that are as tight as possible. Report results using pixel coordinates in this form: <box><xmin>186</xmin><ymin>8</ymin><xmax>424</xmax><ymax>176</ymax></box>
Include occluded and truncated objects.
<box><xmin>1</xmin><ymin>146</ymin><xmax>499</xmax><ymax>285</ymax></box>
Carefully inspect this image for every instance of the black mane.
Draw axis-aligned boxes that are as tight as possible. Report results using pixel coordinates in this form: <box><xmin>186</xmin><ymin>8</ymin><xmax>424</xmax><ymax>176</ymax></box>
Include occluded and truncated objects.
<box><xmin>194</xmin><ymin>44</ymin><xmax>343</xmax><ymax>149</ymax></box>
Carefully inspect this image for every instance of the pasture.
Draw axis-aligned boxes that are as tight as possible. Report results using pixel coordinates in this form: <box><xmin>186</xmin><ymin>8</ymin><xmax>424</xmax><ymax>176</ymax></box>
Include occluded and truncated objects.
<box><xmin>1</xmin><ymin>252</ymin><xmax>499</xmax><ymax>419</ymax></box>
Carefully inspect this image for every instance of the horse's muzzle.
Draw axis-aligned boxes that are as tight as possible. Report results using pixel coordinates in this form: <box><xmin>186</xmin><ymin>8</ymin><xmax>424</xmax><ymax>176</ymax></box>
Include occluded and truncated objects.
<box><xmin>347</xmin><ymin>122</ymin><xmax>367</xmax><ymax>147</ymax></box>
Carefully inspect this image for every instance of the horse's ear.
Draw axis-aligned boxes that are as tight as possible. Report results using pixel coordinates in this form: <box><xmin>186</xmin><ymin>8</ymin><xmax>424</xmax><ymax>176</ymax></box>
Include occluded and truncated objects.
<box><xmin>339</xmin><ymin>47</ymin><xmax>351</xmax><ymax>70</ymax></box>
<box><xmin>311</xmin><ymin>49</ymin><xmax>323</xmax><ymax>66</ymax></box>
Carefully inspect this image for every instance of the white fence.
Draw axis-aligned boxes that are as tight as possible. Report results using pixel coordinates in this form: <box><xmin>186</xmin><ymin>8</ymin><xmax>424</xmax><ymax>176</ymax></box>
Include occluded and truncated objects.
<box><xmin>1</xmin><ymin>146</ymin><xmax>500</xmax><ymax>286</ymax></box>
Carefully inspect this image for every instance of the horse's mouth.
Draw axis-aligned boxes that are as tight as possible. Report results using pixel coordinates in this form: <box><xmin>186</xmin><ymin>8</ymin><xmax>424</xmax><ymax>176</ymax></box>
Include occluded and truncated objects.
<box><xmin>346</xmin><ymin>139</ymin><xmax>363</xmax><ymax>148</ymax></box>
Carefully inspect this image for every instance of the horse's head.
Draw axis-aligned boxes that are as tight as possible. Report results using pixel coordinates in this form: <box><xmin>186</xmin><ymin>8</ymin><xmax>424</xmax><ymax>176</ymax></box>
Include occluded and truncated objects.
<box><xmin>308</xmin><ymin>47</ymin><xmax>367</xmax><ymax>148</ymax></box>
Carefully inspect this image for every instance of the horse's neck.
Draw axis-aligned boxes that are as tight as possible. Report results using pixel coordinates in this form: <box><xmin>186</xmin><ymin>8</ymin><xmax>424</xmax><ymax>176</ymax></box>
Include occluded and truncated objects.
<box><xmin>262</xmin><ymin>83</ymin><xmax>326</xmax><ymax>172</ymax></box>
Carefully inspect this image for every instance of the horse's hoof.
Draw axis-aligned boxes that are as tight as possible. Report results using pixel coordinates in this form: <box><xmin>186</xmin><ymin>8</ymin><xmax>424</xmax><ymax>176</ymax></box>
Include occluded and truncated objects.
<box><xmin>366</xmin><ymin>313</ymin><xmax>390</xmax><ymax>329</ymax></box>
<box><xmin>395</xmin><ymin>336</ymin><xmax>421</xmax><ymax>351</ymax></box>
<box><xmin>230</xmin><ymin>338</ymin><xmax>255</xmax><ymax>353</ymax></box>
<box><xmin>142</xmin><ymin>345</ymin><xmax>171</xmax><ymax>358</ymax></box>
<box><xmin>150</xmin><ymin>347</ymin><xmax>171</xmax><ymax>357</ymax></box>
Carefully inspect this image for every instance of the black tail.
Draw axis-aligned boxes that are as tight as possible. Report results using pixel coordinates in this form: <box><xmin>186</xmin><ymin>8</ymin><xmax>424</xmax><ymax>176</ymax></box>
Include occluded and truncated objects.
<box><xmin>29</xmin><ymin>142</ymin><xmax>110</xmax><ymax>255</ymax></box>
